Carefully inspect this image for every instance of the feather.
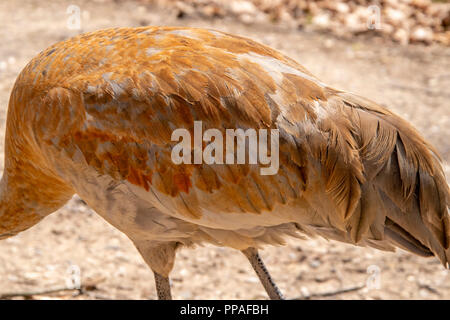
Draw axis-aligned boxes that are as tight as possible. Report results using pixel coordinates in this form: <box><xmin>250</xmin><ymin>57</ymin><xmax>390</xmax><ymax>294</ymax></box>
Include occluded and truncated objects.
<box><xmin>0</xmin><ymin>26</ymin><xmax>448</xmax><ymax>276</ymax></box>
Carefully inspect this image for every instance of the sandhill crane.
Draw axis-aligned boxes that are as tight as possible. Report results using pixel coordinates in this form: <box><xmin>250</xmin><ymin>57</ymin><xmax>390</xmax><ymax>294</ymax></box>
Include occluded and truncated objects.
<box><xmin>0</xmin><ymin>26</ymin><xmax>449</xmax><ymax>300</ymax></box>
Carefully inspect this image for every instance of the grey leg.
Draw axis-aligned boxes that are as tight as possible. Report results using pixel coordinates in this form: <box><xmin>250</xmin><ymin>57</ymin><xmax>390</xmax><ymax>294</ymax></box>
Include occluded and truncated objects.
<box><xmin>241</xmin><ymin>247</ymin><xmax>284</xmax><ymax>300</ymax></box>
<box><xmin>154</xmin><ymin>272</ymin><xmax>172</xmax><ymax>300</ymax></box>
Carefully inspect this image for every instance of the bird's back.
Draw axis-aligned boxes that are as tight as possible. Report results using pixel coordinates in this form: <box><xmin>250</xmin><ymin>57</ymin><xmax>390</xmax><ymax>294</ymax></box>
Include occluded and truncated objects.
<box><xmin>6</xmin><ymin>26</ymin><xmax>450</xmax><ymax>266</ymax></box>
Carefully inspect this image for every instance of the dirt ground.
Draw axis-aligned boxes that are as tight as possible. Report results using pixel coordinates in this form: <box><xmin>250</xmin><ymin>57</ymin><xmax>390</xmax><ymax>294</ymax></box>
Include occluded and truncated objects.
<box><xmin>0</xmin><ymin>0</ymin><xmax>449</xmax><ymax>300</ymax></box>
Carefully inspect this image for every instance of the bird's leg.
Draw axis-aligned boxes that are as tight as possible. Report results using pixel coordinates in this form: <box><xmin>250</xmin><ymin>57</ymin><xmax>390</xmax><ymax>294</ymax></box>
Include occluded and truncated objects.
<box><xmin>241</xmin><ymin>247</ymin><xmax>284</xmax><ymax>300</ymax></box>
<box><xmin>153</xmin><ymin>272</ymin><xmax>172</xmax><ymax>300</ymax></box>
<box><xmin>133</xmin><ymin>241</ymin><xmax>178</xmax><ymax>300</ymax></box>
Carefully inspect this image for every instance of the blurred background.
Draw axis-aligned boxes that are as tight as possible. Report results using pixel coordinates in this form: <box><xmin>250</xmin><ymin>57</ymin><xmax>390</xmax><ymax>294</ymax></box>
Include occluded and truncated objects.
<box><xmin>0</xmin><ymin>0</ymin><xmax>449</xmax><ymax>299</ymax></box>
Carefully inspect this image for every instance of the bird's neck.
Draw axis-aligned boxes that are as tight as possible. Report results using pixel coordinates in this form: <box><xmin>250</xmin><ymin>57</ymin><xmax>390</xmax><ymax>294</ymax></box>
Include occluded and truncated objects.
<box><xmin>0</xmin><ymin>98</ymin><xmax>74</xmax><ymax>238</ymax></box>
<box><xmin>0</xmin><ymin>173</ymin><xmax>44</xmax><ymax>238</ymax></box>
<box><xmin>0</xmin><ymin>163</ymin><xmax>74</xmax><ymax>238</ymax></box>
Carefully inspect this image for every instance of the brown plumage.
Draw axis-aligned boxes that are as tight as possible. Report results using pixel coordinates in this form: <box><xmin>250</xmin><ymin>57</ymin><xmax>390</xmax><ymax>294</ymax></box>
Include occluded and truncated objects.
<box><xmin>0</xmin><ymin>26</ymin><xmax>448</xmax><ymax>299</ymax></box>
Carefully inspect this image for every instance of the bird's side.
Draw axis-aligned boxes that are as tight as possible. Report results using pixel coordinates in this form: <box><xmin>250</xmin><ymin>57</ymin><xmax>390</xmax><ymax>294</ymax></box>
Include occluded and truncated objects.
<box><xmin>0</xmin><ymin>26</ymin><xmax>449</xmax><ymax>299</ymax></box>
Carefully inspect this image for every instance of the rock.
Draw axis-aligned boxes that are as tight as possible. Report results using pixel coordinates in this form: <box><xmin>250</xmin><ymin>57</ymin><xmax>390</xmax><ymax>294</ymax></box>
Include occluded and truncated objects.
<box><xmin>312</xmin><ymin>13</ymin><xmax>331</xmax><ymax>28</ymax></box>
<box><xmin>393</xmin><ymin>28</ymin><xmax>410</xmax><ymax>45</ymax></box>
<box><xmin>309</xmin><ymin>259</ymin><xmax>322</xmax><ymax>268</ymax></box>
<box><xmin>201</xmin><ymin>5</ymin><xmax>223</xmax><ymax>18</ymax></box>
<box><xmin>240</xmin><ymin>13</ymin><xmax>254</xmax><ymax>24</ymax></box>
<box><xmin>300</xmin><ymin>286</ymin><xmax>310</xmax><ymax>297</ymax></box>
<box><xmin>411</xmin><ymin>0</ymin><xmax>429</xmax><ymax>11</ymax></box>
<box><xmin>344</xmin><ymin>13</ymin><xmax>362</xmax><ymax>32</ymax></box>
<box><xmin>175</xmin><ymin>1</ymin><xmax>195</xmax><ymax>17</ymax></box>
<box><xmin>336</xmin><ymin>3</ymin><xmax>350</xmax><ymax>14</ymax></box>
<box><xmin>433</xmin><ymin>31</ymin><xmax>450</xmax><ymax>46</ymax></box>
<box><xmin>442</xmin><ymin>11</ymin><xmax>450</xmax><ymax>29</ymax></box>
<box><xmin>230</xmin><ymin>0</ymin><xmax>257</xmax><ymax>15</ymax></box>
<box><xmin>411</xmin><ymin>26</ymin><xmax>433</xmax><ymax>43</ymax></box>
<box><xmin>246</xmin><ymin>276</ymin><xmax>259</xmax><ymax>283</ymax></box>
<box><xmin>385</xmin><ymin>7</ymin><xmax>407</xmax><ymax>26</ymax></box>
<box><xmin>7</xmin><ymin>56</ymin><xmax>16</xmax><ymax>65</ymax></box>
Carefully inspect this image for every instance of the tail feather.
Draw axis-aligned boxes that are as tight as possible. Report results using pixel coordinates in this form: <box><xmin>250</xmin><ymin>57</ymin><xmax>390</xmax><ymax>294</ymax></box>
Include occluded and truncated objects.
<box><xmin>384</xmin><ymin>217</ymin><xmax>433</xmax><ymax>258</ymax></box>
<box><xmin>337</xmin><ymin>92</ymin><xmax>450</xmax><ymax>267</ymax></box>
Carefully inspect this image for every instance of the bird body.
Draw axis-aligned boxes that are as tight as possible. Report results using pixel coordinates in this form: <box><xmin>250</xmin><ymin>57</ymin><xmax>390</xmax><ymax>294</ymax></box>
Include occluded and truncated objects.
<box><xmin>0</xmin><ymin>26</ymin><xmax>449</xmax><ymax>297</ymax></box>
